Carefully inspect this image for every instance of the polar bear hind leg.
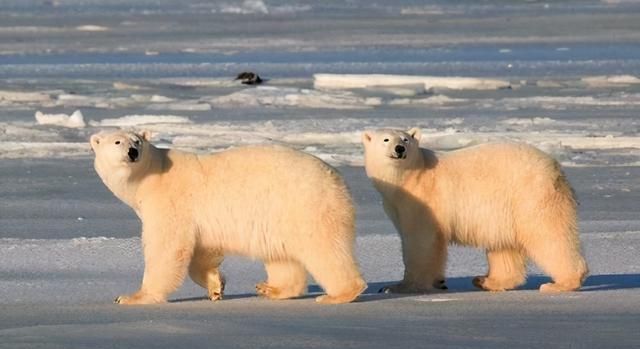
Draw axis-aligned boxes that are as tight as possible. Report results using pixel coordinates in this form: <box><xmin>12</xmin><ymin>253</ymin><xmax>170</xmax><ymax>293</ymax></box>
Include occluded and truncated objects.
<box><xmin>473</xmin><ymin>249</ymin><xmax>527</xmax><ymax>292</ymax></box>
<box><xmin>256</xmin><ymin>260</ymin><xmax>307</xmax><ymax>300</ymax></box>
<box><xmin>525</xmin><ymin>232</ymin><xmax>588</xmax><ymax>292</ymax></box>
<box><xmin>521</xmin><ymin>186</ymin><xmax>588</xmax><ymax>292</ymax></box>
<box><xmin>189</xmin><ymin>248</ymin><xmax>225</xmax><ymax>301</ymax></box>
<box><xmin>300</xmin><ymin>236</ymin><xmax>366</xmax><ymax>304</ymax></box>
<box><xmin>305</xmin><ymin>252</ymin><xmax>366</xmax><ymax>304</ymax></box>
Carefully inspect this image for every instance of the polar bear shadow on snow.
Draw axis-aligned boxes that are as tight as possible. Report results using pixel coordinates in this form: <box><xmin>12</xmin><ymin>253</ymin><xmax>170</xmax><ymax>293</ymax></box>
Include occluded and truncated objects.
<box><xmin>352</xmin><ymin>273</ymin><xmax>640</xmax><ymax>301</ymax></box>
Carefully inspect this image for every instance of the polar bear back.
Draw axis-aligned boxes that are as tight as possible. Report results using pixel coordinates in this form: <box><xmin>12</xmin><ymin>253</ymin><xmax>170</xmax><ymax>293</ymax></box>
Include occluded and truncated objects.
<box><xmin>432</xmin><ymin>142</ymin><xmax>573</xmax><ymax>248</ymax></box>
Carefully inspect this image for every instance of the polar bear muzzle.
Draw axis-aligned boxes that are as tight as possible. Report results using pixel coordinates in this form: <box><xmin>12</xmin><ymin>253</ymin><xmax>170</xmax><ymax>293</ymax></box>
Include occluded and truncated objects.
<box><xmin>393</xmin><ymin>145</ymin><xmax>406</xmax><ymax>159</ymax></box>
<box><xmin>128</xmin><ymin>147</ymin><xmax>139</xmax><ymax>162</ymax></box>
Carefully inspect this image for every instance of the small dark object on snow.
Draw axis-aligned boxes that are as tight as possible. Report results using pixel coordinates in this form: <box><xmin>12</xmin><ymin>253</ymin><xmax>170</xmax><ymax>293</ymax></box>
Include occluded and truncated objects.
<box><xmin>235</xmin><ymin>72</ymin><xmax>263</xmax><ymax>85</ymax></box>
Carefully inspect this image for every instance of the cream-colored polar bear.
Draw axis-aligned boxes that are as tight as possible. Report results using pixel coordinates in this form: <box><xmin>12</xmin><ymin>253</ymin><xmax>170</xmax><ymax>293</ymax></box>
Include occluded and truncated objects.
<box><xmin>362</xmin><ymin>128</ymin><xmax>588</xmax><ymax>293</ymax></box>
<box><xmin>90</xmin><ymin>130</ymin><xmax>366</xmax><ymax>305</ymax></box>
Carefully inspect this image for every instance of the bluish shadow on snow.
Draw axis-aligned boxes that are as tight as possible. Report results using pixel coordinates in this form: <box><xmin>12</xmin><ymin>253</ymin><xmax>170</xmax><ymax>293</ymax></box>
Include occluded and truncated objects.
<box><xmin>581</xmin><ymin>274</ymin><xmax>640</xmax><ymax>292</ymax></box>
<box><xmin>427</xmin><ymin>274</ymin><xmax>640</xmax><ymax>293</ymax></box>
<box><xmin>511</xmin><ymin>273</ymin><xmax>640</xmax><ymax>292</ymax></box>
<box><xmin>170</xmin><ymin>274</ymin><xmax>640</xmax><ymax>303</ymax></box>
<box><xmin>313</xmin><ymin>273</ymin><xmax>640</xmax><ymax>301</ymax></box>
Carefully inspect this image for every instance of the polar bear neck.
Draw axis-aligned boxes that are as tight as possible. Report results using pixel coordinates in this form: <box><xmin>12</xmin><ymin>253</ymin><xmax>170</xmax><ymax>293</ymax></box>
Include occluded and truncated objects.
<box><xmin>368</xmin><ymin>148</ymin><xmax>437</xmax><ymax>199</ymax></box>
<box><xmin>97</xmin><ymin>145</ymin><xmax>164</xmax><ymax>211</ymax></box>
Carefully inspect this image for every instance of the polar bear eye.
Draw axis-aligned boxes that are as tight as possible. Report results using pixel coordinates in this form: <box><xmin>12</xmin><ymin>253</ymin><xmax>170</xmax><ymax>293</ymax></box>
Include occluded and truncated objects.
<box><xmin>115</xmin><ymin>141</ymin><xmax>121</xmax><ymax>145</ymax></box>
<box><xmin>383</xmin><ymin>139</ymin><xmax>389</xmax><ymax>142</ymax></box>
<box><xmin>403</xmin><ymin>138</ymin><xmax>409</xmax><ymax>142</ymax></box>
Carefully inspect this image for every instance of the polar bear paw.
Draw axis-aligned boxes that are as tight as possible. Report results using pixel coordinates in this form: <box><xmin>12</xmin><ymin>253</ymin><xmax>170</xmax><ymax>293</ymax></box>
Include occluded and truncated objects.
<box><xmin>114</xmin><ymin>292</ymin><xmax>165</xmax><ymax>305</ymax></box>
<box><xmin>472</xmin><ymin>276</ymin><xmax>508</xmax><ymax>292</ymax></box>
<box><xmin>539</xmin><ymin>282</ymin><xmax>581</xmax><ymax>293</ymax></box>
<box><xmin>208</xmin><ymin>290</ymin><xmax>223</xmax><ymax>301</ymax></box>
<box><xmin>256</xmin><ymin>282</ymin><xmax>290</xmax><ymax>300</ymax></box>
<box><xmin>472</xmin><ymin>275</ymin><xmax>524</xmax><ymax>292</ymax></box>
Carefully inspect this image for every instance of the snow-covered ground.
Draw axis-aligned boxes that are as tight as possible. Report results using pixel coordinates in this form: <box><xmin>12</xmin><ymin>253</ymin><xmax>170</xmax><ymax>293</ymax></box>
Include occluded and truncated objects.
<box><xmin>0</xmin><ymin>0</ymin><xmax>639</xmax><ymax>348</ymax></box>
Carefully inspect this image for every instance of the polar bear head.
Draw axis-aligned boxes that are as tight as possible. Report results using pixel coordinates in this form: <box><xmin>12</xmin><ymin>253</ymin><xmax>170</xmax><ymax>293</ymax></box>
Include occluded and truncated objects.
<box><xmin>90</xmin><ymin>130</ymin><xmax>152</xmax><ymax>181</ymax></box>
<box><xmin>362</xmin><ymin>128</ymin><xmax>423</xmax><ymax>180</ymax></box>
<box><xmin>362</xmin><ymin>128</ymin><xmax>424</xmax><ymax>184</ymax></box>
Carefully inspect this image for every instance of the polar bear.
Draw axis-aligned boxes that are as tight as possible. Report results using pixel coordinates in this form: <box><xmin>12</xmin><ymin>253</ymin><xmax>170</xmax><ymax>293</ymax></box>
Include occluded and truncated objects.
<box><xmin>90</xmin><ymin>130</ymin><xmax>366</xmax><ymax>305</ymax></box>
<box><xmin>362</xmin><ymin>128</ymin><xmax>588</xmax><ymax>293</ymax></box>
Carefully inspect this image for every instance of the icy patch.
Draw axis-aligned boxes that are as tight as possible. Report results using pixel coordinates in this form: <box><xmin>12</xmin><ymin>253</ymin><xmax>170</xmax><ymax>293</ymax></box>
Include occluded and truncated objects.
<box><xmin>0</xmin><ymin>90</ymin><xmax>51</xmax><ymax>103</ymax></box>
<box><xmin>582</xmin><ymin>75</ymin><xmax>640</xmax><ymax>87</ymax></box>
<box><xmin>89</xmin><ymin>115</ymin><xmax>192</xmax><ymax>127</ymax></box>
<box><xmin>501</xmin><ymin>117</ymin><xmax>556</xmax><ymax>126</ymax></box>
<box><xmin>202</xmin><ymin>0</ymin><xmax>311</xmax><ymax>15</ymax></box>
<box><xmin>314</xmin><ymin>74</ymin><xmax>510</xmax><ymax>91</ymax></box>
<box><xmin>220</xmin><ymin>0</ymin><xmax>269</xmax><ymax>14</ymax></box>
<box><xmin>400</xmin><ymin>6</ymin><xmax>447</xmax><ymax>15</ymax></box>
<box><xmin>154</xmin><ymin>78</ymin><xmax>237</xmax><ymax>88</ymax></box>
<box><xmin>0</xmin><ymin>26</ymin><xmax>67</xmax><ymax>34</ymax></box>
<box><xmin>389</xmin><ymin>95</ymin><xmax>469</xmax><ymax>106</ymax></box>
<box><xmin>112</xmin><ymin>82</ymin><xmax>150</xmax><ymax>91</ymax></box>
<box><xmin>500</xmin><ymin>95</ymin><xmax>640</xmax><ymax>109</ymax></box>
<box><xmin>56</xmin><ymin>94</ymin><xmax>108</xmax><ymax>108</ymax></box>
<box><xmin>75</xmin><ymin>25</ymin><xmax>109</xmax><ymax>32</ymax></box>
<box><xmin>150</xmin><ymin>95</ymin><xmax>174</xmax><ymax>103</ymax></box>
<box><xmin>147</xmin><ymin>101</ymin><xmax>211</xmax><ymax>111</ymax></box>
<box><xmin>442</xmin><ymin>117</ymin><xmax>465</xmax><ymax>126</ymax></box>
<box><xmin>35</xmin><ymin>110</ymin><xmax>86</xmax><ymax>128</ymax></box>
<box><xmin>210</xmin><ymin>86</ymin><xmax>382</xmax><ymax>109</ymax></box>
<box><xmin>0</xmin><ymin>141</ymin><xmax>89</xmax><ymax>159</ymax></box>
<box><xmin>361</xmin><ymin>83</ymin><xmax>427</xmax><ymax>97</ymax></box>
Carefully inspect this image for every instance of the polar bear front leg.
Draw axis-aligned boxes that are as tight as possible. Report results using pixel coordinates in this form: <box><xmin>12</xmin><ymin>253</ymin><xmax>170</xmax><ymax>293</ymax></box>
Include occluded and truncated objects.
<box><xmin>381</xmin><ymin>209</ymin><xmax>445</xmax><ymax>294</ymax></box>
<box><xmin>189</xmin><ymin>248</ymin><xmax>225</xmax><ymax>301</ymax></box>
<box><xmin>115</xmin><ymin>222</ymin><xmax>196</xmax><ymax>305</ymax></box>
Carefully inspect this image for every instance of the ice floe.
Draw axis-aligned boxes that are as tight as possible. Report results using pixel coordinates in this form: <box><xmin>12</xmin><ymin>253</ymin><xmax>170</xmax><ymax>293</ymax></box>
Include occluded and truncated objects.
<box><xmin>75</xmin><ymin>25</ymin><xmax>109</xmax><ymax>32</ymax></box>
<box><xmin>147</xmin><ymin>101</ymin><xmax>211</xmax><ymax>111</ymax></box>
<box><xmin>199</xmin><ymin>0</ymin><xmax>311</xmax><ymax>15</ymax></box>
<box><xmin>35</xmin><ymin>110</ymin><xmax>86</xmax><ymax>128</ymax></box>
<box><xmin>314</xmin><ymin>74</ymin><xmax>511</xmax><ymax>91</ymax></box>
<box><xmin>581</xmin><ymin>75</ymin><xmax>640</xmax><ymax>88</ymax></box>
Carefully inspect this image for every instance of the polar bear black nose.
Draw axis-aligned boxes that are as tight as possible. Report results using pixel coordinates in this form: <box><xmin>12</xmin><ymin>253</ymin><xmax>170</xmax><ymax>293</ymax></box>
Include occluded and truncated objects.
<box><xmin>395</xmin><ymin>145</ymin><xmax>406</xmax><ymax>154</ymax></box>
<box><xmin>128</xmin><ymin>148</ymin><xmax>139</xmax><ymax>162</ymax></box>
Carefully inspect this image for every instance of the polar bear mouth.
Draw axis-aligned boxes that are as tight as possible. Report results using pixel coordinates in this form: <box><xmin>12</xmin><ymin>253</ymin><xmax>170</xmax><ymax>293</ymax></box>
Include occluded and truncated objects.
<box><xmin>389</xmin><ymin>153</ymin><xmax>407</xmax><ymax>160</ymax></box>
<box><xmin>128</xmin><ymin>147</ymin><xmax>139</xmax><ymax>162</ymax></box>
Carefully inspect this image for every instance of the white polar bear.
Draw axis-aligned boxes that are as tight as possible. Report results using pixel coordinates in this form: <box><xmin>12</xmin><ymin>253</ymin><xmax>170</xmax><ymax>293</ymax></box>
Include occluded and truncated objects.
<box><xmin>90</xmin><ymin>130</ymin><xmax>366</xmax><ymax>305</ymax></box>
<box><xmin>362</xmin><ymin>128</ymin><xmax>588</xmax><ymax>293</ymax></box>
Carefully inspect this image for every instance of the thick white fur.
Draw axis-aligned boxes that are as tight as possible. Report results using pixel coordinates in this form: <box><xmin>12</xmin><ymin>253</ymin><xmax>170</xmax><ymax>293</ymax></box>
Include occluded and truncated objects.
<box><xmin>362</xmin><ymin>128</ymin><xmax>588</xmax><ymax>293</ymax></box>
<box><xmin>90</xmin><ymin>130</ymin><xmax>366</xmax><ymax>305</ymax></box>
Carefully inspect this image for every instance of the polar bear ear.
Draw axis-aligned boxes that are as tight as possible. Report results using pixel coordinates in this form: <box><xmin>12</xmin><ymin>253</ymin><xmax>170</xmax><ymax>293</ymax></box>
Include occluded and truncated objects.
<box><xmin>407</xmin><ymin>127</ymin><xmax>422</xmax><ymax>141</ymax></box>
<box><xmin>90</xmin><ymin>134</ymin><xmax>101</xmax><ymax>151</ymax></box>
<box><xmin>362</xmin><ymin>131</ymin><xmax>373</xmax><ymax>144</ymax></box>
<box><xmin>139</xmin><ymin>130</ymin><xmax>152</xmax><ymax>141</ymax></box>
